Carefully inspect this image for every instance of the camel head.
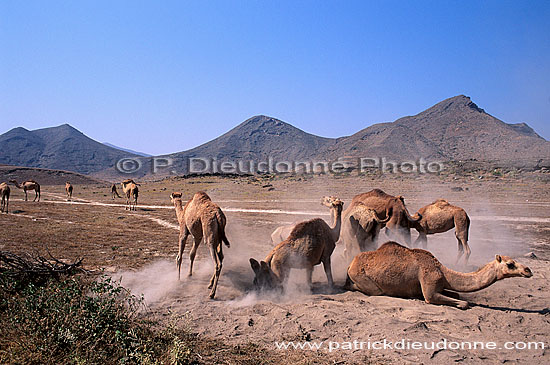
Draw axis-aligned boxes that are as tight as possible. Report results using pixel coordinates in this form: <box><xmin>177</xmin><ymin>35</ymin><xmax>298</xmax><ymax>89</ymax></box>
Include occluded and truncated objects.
<box><xmin>383</xmin><ymin>196</ymin><xmax>421</xmax><ymax>244</ymax></box>
<box><xmin>321</xmin><ymin>196</ymin><xmax>344</xmax><ymax>213</ymax></box>
<box><xmin>249</xmin><ymin>258</ymin><xmax>283</xmax><ymax>291</ymax></box>
<box><xmin>170</xmin><ymin>192</ymin><xmax>183</xmax><ymax>202</ymax></box>
<box><xmin>494</xmin><ymin>255</ymin><xmax>533</xmax><ymax>279</ymax></box>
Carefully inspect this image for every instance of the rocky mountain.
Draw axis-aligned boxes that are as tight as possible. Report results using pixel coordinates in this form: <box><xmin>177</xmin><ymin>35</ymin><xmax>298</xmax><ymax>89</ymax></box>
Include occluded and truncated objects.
<box><xmin>0</xmin><ymin>124</ymin><xmax>137</xmax><ymax>174</ymax></box>
<box><xmin>103</xmin><ymin>142</ymin><xmax>151</xmax><ymax>157</ymax></box>
<box><xmin>321</xmin><ymin>95</ymin><xmax>549</xmax><ymax>164</ymax></box>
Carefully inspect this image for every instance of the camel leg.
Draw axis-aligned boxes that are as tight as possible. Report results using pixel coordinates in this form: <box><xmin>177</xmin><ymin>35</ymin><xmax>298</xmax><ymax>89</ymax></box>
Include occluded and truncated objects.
<box><xmin>456</xmin><ymin>231</ymin><xmax>470</xmax><ymax>265</ymax></box>
<box><xmin>188</xmin><ymin>235</ymin><xmax>202</xmax><ymax>277</ymax></box>
<box><xmin>208</xmin><ymin>243</ymin><xmax>223</xmax><ymax>299</ymax></box>
<box><xmin>33</xmin><ymin>190</ymin><xmax>38</xmax><ymax>202</ymax></box>
<box><xmin>305</xmin><ymin>266</ymin><xmax>313</xmax><ymax>289</ymax></box>
<box><xmin>24</xmin><ymin>189</ymin><xmax>28</xmax><ymax>201</ymax></box>
<box><xmin>454</xmin><ymin>238</ymin><xmax>465</xmax><ymax>265</ymax></box>
<box><xmin>421</xmin><ymin>282</ymin><xmax>469</xmax><ymax>309</ymax></box>
<box><xmin>176</xmin><ymin>228</ymin><xmax>190</xmax><ymax>280</ymax></box>
<box><xmin>441</xmin><ymin>289</ymin><xmax>461</xmax><ymax>299</ymax></box>
<box><xmin>345</xmin><ymin>273</ymin><xmax>383</xmax><ymax>295</ymax></box>
<box><xmin>322</xmin><ymin>257</ymin><xmax>334</xmax><ymax>288</ymax></box>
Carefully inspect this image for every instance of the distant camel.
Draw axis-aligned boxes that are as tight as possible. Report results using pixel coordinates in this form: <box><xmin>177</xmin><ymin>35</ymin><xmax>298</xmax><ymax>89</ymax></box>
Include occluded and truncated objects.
<box><xmin>65</xmin><ymin>182</ymin><xmax>73</xmax><ymax>201</ymax></box>
<box><xmin>120</xmin><ymin>179</ymin><xmax>139</xmax><ymax>211</ymax></box>
<box><xmin>171</xmin><ymin>191</ymin><xmax>230</xmax><ymax>299</ymax></box>
<box><xmin>345</xmin><ymin>241</ymin><xmax>532</xmax><ymax>309</ymax></box>
<box><xmin>410</xmin><ymin>199</ymin><xmax>471</xmax><ymax>264</ymax></box>
<box><xmin>250</xmin><ymin>196</ymin><xmax>344</xmax><ymax>291</ymax></box>
<box><xmin>111</xmin><ymin>184</ymin><xmax>122</xmax><ymax>199</ymax></box>
<box><xmin>9</xmin><ymin>180</ymin><xmax>40</xmax><ymax>202</ymax></box>
<box><xmin>0</xmin><ymin>182</ymin><xmax>10</xmax><ymax>213</ymax></box>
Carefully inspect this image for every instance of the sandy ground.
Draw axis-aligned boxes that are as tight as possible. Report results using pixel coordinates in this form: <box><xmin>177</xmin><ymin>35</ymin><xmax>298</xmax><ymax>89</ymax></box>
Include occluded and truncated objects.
<box><xmin>1</xmin><ymin>173</ymin><xmax>549</xmax><ymax>364</ymax></box>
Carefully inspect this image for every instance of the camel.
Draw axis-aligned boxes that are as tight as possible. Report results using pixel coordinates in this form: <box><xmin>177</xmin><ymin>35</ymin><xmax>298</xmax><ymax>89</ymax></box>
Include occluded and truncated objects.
<box><xmin>0</xmin><ymin>182</ymin><xmax>10</xmax><ymax>213</ymax></box>
<box><xmin>341</xmin><ymin>202</ymin><xmax>390</xmax><ymax>261</ymax></box>
<box><xmin>171</xmin><ymin>191</ymin><xmax>230</xmax><ymax>299</ymax></box>
<box><xmin>65</xmin><ymin>182</ymin><xmax>73</xmax><ymax>201</ymax></box>
<box><xmin>250</xmin><ymin>196</ymin><xmax>344</xmax><ymax>291</ymax></box>
<box><xmin>111</xmin><ymin>184</ymin><xmax>122</xmax><ymax>199</ymax></box>
<box><xmin>345</xmin><ymin>241</ymin><xmax>532</xmax><ymax>309</ymax></box>
<box><xmin>342</xmin><ymin>189</ymin><xmax>420</xmax><ymax>247</ymax></box>
<box><xmin>9</xmin><ymin>180</ymin><xmax>40</xmax><ymax>202</ymax></box>
<box><xmin>120</xmin><ymin>179</ymin><xmax>139</xmax><ymax>211</ymax></box>
<box><xmin>410</xmin><ymin>199</ymin><xmax>471</xmax><ymax>265</ymax></box>
<box><xmin>271</xmin><ymin>224</ymin><xmax>295</xmax><ymax>245</ymax></box>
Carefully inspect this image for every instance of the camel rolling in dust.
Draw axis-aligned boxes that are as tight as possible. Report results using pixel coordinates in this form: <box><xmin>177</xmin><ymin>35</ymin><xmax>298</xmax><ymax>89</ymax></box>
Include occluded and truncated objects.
<box><xmin>120</xmin><ymin>179</ymin><xmax>139</xmax><ymax>211</ymax></box>
<box><xmin>250</xmin><ymin>196</ymin><xmax>344</xmax><ymax>291</ymax></box>
<box><xmin>111</xmin><ymin>184</ymin><xmax>122</xmax><ymax>199</ymax></box>
<box><xmin>342</xmin><ymin>189</ymin><xmax>420</xmax><ymax>247</ymax></box>
<box><xmin>9</xmin><ymin>180</ymin><xmax>40</xmax><ymax>202</ymax></box>
<box><xmin>345</xmin><ymin>241</ymin><xmax>532</xmax><ymax>309</ymax></box>
<box><xmin>0</xmin><ymin>182</ymin><xmax>10</xmax><ymax>213</ymax></box>
<box><xmin>341</xmin><ymin>202</ymin><xmax>390</xmax><ymax>261</ymax></box>
<box><xmin>410</xmin><ymin>199</ymin><xmax>471</xmax><ymax>264</ymax></box>
<box><xmin>171</xmin><ymin>191</ymin><xmax>230</xmax><ymax>299</ymax></box>
<box><xmin>65</xmin><ymin>182</ymin><xmax>73</xmax><ymax>201</ymax></box>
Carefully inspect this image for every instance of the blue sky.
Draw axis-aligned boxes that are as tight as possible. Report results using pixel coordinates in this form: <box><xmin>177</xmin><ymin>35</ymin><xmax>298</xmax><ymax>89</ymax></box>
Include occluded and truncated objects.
<box><xmin>1</xmin><ymin>1</ymin><xmax>549</xmax><ymax>155</ymax></box>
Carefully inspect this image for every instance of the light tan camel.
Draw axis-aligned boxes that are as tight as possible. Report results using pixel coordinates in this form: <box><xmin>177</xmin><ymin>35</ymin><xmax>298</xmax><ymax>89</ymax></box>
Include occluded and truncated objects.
<box><xmin>0</xmin><ymin>182</ymin><xmax>10</xmax><ymax>213</ymax></box>
<box><xmin>9</xmin><ymin>180</ymin><xmax>40</xmax><ymax>202</ymax></box>
<box><xmin>342</xmin><ymin>189</ymin><xmax>420</xmax><ymax>248</ymax></box>
<box><xmin>65</xmin><ymin>182</ymin><xmax>73</xmax><ymax>201</ymax></box>
<box><xmin>120</xmin><ymin>179</ymin><xmax>139</xmax><ymax>211</ymax></box>
<box><xmin>171</xmin><ymin>191</ymin><xmax>230</xmax><ymax>299</ymax></box>
<box><xmin>345</xmin><ymin>241</ymin><xmax>532</xmax><ymax>309</ymax></box>
<box><xmin>341</xmin><ymin>202</ymin><xmax>390</xmax><ymax>261</ymax></box>
<box><xmin>410</xmin><ymin>199</ymin><xmax>471</xmax><ymax>264</ymax></box>
<box><xmin>250</xmin><ymin>196</ymin><xmax>344</xmax><ymax>290</ymax></box>
<box><xmin>270</xmin><ymin>224</ymin><xmax>295</xmax><ymax>245</ymax></box>
<box><xmin>111</xmin><ymin>184</ymin><xmax>122</xmax><ymax>199</ymax></box>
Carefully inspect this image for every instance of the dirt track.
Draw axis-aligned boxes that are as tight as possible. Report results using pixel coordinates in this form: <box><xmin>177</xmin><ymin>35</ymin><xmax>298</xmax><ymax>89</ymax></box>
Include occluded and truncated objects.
<box><xmin>2</xmin><ymin>173</ymin><xmax>549</xmax><ymax>364</ymax></box>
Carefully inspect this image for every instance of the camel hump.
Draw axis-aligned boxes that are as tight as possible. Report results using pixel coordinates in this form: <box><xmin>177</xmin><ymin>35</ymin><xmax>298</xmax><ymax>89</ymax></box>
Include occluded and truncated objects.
<box><xmin>433</xmin><ymin>198</ymin><xmax>449</xmax><ymax>206</ymax></box>
<box><xmin>288</xmin><ymin>218</ymin><xmax>325</xmax><ymax>240</ymax></box>
<box><xmin>194</xmin><ymin>191</ymin><xmax>212</xmax><ymax>201</ymax></box>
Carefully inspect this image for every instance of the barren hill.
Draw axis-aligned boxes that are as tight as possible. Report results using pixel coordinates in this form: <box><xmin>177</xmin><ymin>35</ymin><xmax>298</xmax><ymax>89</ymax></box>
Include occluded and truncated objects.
<box><xmin>0</xmin><ymin>124</ymin><xmax>137</xmax><ymax>174</ymax></box>
<box><xmin>0</xmin><ymin>165</ymin><xmax>106</xmax><ymax>186</ymax></box>
<box><xmin>320</xmin><ymin>95</ymin><xmax>550</xmax><ymax>166</ymax></box>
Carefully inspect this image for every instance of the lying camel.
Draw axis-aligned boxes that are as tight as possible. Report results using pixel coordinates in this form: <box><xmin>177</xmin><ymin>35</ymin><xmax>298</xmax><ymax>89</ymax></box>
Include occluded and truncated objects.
<box><xmin>342</xmin><ymin>189</ymin><xmax>420</xmax><ymax>247</ymax></box>
<box><xmin>341</xmin><ymin>202</ymin><xmax>390</xmax><ymax>261</ymax></box>
<box><xmin>250</xmin><ymin>196</ymin><xmax>344</xmax><ymax>290</ymax></box>
<box><xmin>120</xmin><ymin>179</ymin><xmax>139</xmax><ymax>211</ymax></box>
<box><xmin>65</xmin><ymin>182</ymin><xmax>73</xmax><ymax>201</ymax></box>
<box><xmin>345</xmin><ymin>241</ymin><xmax>532</xmax><ymax>309</ymax></box>
<box><xmin>410</xmin><ymin>199</ymin><xmax>471</xmax><ymax>264</ymax></box>
<box><xmin>111</xmin><ymin>184</ymin><xmax>122</xmax><ymax>199</ymax></box>
<box><xmin>0</xmin><ymin>182</ymin><xmax>10</xmax><ymax>213</ymax></box>
<box><xmin>171</xmin><ymin>191</ymin><xmax>230</xmax><ymax>299</ymax></box>
<box><xmin>9</xmin><ymin>180</ymin><xmax>40</xmax><ymax>202</ymax></box>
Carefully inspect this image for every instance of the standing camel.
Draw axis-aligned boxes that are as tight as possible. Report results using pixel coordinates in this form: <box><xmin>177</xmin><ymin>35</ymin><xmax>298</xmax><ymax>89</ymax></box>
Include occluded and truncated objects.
<box><xmin>171</xmin><ymin>191</ymin><xmax>231</xmax><ymax>299</ymax></box>
<box><xmin>9</xmin><ymin>180</ymin><xmax>40</xmax><ymax>202</ymax></box>
<box><xmin>111</xmin><ymin>184</ymin><xmax>122</xmax><ymax>199</ymax></box>
<box><xmin>250</xmin><ymin>196</ymin><xmax>344</xmax><ymax>290</ymax></box>
<box><xmin>120</xmin><ymin>179</ymin><xmax>139</xmax><ymax>211</ymax></box>
<box><xmin>65</xmin><ymin>182</ymin><xmax>73</xmax><ymax>201</ymax></box>
<box><xmin>410</xmin><ymin>199</ymin><xmax>471</xmax><ymax>265</ymax></box>
<box><xmin>345</xmin><ymin>241</ymin><xmax>532</xmax><ymax>309</ymax></box>
<box><xmin>0</xmin><ymin>182</ymin><xmax>10</xmax><ymax>213</ymax></box>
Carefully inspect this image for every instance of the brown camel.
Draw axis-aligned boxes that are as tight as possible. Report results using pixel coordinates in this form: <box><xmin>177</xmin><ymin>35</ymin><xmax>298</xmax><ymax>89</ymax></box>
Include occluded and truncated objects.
<box><xmin>9</xmin><ymin>180</ymin><xmax>40</xmax><ymax>202</ymax></box>
<box><xmin>341</xmin><ymin>202</ymin><xmax>390</xmax><ymax>261</ymax></box>
<box><xmin>0</xmin><ymin>182</ymin><xmax>10</xmax><ymax>213</ymax></box>
<box><xmin>111</xmin><ymin>184</ymin><xmax>122</xmax><ymax>199</ymax></box>
<box><xmin>250</xmin><ymin>196</ymin><xmax>344</xmax><ymax>290</ymax></box>
<box><xmin>410</xmin><ymin>199</ymin><xmax>471</xmax><ymax>264</ymax></box>
<box><xmin>345</xmin><ymin>241</ymin><xmax>532</xmax><ymax>309</ymax></box>
<box><xmin>171</xmin><ymin>191</ymin><xmax>230</xmax><ymax>299</ymax></box>
<box><xmin>120</xmin><ymin>179</ymin><xmax>139</xmax><ymax>211</ymax></box>
<box><xmin>342</xmin><ymin>189</ymin><xmax>420</xmax><ymax>247</ymax></box>
<box><xmin>65</xmin><ymin>182</ymin><xmax>73</xmax><ymax>201</ymax></box>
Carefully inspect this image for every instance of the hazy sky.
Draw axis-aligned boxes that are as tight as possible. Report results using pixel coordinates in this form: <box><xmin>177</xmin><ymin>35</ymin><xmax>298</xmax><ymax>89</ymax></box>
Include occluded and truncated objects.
<box><xmin>1</xmin><ymin>1</ymin><xmax>549</xmax><ymax>155</ymax></box>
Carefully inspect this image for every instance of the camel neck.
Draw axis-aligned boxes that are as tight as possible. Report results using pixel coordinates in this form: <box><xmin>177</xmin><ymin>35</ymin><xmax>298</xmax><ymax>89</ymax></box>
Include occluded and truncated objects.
<box><xmin>330</xmin><ymin>208</ymin><xmax>342</xmax><ymax>242</ymax></box>
<box><xmin>441</xmin><ymin>262</ymin><xmax>499</xmax><ymax>292</ymax></box>
<box><xmin>173</xmin><ymin>199</ymin><xmax>185</xmax><ymax>218</ymax></box>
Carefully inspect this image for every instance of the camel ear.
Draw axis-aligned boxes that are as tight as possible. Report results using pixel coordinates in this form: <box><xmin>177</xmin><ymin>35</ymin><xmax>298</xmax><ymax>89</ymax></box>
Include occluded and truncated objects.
<box><xmin>260</xmin><ymin>261</ymin><xmax>270</xmax><ymax>272</ymax></box>
<box><xmin>495</xmin><ymin>255</ymin><xmax>502</xmax><ymax>263</ymax></box>
<box><xmin>397</xmin><ymin>195</ymin><xmax>405</xmax><ymax>202</ymax></box>
<box><xmin>250</xmin><ymin>258</ymin><xmax>260</xmax><ymax>274</ymax></box>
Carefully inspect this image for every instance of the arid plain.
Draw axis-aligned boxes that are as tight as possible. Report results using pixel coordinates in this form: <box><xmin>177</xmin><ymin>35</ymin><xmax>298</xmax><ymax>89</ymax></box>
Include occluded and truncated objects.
<box><xmin>2</xmin><ymin>170</ymin><xmax>549</xmax><ymax>364</ymax></box>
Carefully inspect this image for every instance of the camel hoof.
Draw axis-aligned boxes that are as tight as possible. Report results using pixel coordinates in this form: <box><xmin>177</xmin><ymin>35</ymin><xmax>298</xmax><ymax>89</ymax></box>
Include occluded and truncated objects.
<box><xmin>457</xmin><ymin>302</ymin><xmax>470</xmax><ymax>310</ymax></box>
<box><xmin>207</xmin><ymin>283</ymin><xmax>213</xmax><ymax>289</ymax></box>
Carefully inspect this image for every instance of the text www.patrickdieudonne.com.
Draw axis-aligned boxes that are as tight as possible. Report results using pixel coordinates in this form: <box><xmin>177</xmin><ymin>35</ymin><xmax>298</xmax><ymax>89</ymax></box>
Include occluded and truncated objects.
<box><xmin>274</xmin><ymin>339</ymin><xmax>546</xmax><ymax>352</ymax></box>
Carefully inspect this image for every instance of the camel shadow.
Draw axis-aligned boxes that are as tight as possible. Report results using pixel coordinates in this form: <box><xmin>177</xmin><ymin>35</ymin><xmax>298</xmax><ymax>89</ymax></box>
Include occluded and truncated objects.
<box><xmin>471</xmin><ymin>303</ymin><xmax>550</xmax><ymax>314</ymax></box>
